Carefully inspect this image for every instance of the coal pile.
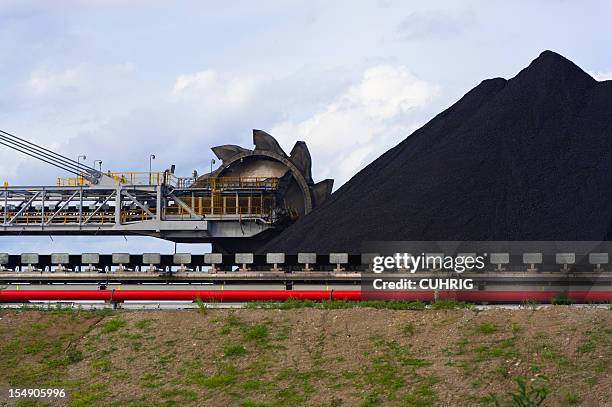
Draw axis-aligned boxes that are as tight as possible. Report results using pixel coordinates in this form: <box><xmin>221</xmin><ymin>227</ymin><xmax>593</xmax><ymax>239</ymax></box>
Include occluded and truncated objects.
<box><xmin>264</xmin><ymin>51</ymin><xmax>612</xmax><ymax>253</ymax></box>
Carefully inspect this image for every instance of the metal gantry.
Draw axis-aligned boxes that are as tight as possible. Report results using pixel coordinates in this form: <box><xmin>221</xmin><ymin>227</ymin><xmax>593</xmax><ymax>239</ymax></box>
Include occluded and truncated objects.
<box><xmin>0</xmin><ymin>177</ymin><xmax>279</xmax><ymax>241</ymax></box>
<box><xmin>0</xmin><ymin>128</ymin><xmax>317</xmax><ymax>246</ymax></box>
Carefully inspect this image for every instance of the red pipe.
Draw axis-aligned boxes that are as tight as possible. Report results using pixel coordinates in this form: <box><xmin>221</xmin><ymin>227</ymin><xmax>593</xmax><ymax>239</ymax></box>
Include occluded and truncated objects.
<box><xmin>0</xmin><ymin>289</ymin><xmax>609</xmax><ymax>302</ymax></box>
<box><xmin>0</xmin><ymin>289</ymin><xmax>361</xmax><ymax>302</ymax></box>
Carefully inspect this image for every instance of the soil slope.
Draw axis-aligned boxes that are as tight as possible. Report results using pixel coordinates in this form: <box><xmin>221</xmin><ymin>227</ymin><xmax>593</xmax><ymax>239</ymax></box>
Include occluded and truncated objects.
<box><xmin>0</xmin><ymin>306</ymin><xmax>610</xmax><ymax>406</ymax></box>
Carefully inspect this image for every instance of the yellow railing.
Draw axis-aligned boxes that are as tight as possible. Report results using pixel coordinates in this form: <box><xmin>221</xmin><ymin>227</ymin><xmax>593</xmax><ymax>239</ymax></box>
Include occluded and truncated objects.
<box><xmin>3</xmin><ymin>208</ymin><xmax>155</xmax><ymax>225</ymax></box>
<box><xmin>165</xmin><ymin>195</ymin><xmax>275</xmax><ymax>217</ymax></box>
<box><xmin>56</xmin><ymin>173</ymin><xmax>280</xmax><ymax>189</ymax></box>
<box><xmin>191</xmin><ymin>176</ymin><xmax>279</xmax><ymax>190</ymax></box>
<box><xmin>3</xmin><ymin>195</ymin><xmax>276</xmax><ymax>225</ymax></box>
<box><xmin>57</xmin><ymin>172</ymin><xmax>164</xmax><ymax>186</ymax></box>
<box><xmin>56</xmin><ymin>176</ymin><xmax>88</xmax><ymax>186</ymax></box>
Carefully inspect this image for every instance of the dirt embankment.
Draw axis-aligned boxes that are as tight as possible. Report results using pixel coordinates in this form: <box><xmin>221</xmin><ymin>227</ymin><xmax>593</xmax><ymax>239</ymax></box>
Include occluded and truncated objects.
<box><xmin>0</xmin><ymin>306</ymin><xmax>610</xmax><ymax>406</ymax></box>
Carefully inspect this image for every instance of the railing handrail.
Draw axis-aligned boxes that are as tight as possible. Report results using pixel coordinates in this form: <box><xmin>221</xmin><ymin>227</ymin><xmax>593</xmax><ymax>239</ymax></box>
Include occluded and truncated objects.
<box><xmin>57</xmin><ymin>172</ymin><xmax>164</xmax><ymax>186</ymax></box>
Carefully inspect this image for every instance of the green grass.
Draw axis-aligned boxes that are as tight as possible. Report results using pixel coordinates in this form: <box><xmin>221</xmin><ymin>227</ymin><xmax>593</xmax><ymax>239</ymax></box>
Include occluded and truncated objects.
<box><xmin>508</xmin><ymin>376</ymin><xmax>549</xmax><ymax>406</ymax></box>
<box><xmin>430</xmin><ymin>299</ymin><xmax>474</xmax><ymax>310</ymax></box>
<box><xmin>576</xmin><ymin>340</ymin><xmax>595</xmax><ymax>353</ymax></box>
<box><xmin>478</xmin><ymin>323</ymin><xmax>498</xmax><ymax>334</ymax></box>
<box><xmin>552</xmin><ymin>293</ymin><xmax>575</xmax><ymax>305</ymax></box>
<box><xmin>244</xmin><ymin>324</ymin><xmax>269</xmax><ymax>341</ymax></box>
<box><xmin>3</xmin><ymin>303</ymin><xmax>115</xmax><ymax>317</ymax></box>
<box><xmin>45</xmin><ymin>348</ymin><xmax>84</xmax><ymax>368</ymax></box>
<box><xmin>563</xmin><ymin>390</ymin><xmax>581</xmax><ymax>405</ymax></box>
<box><xmin>68</xmin><ymin>383</ymin><xmax>107</xmax><ymax>407</ymax></box>
<box><xmin>134</xmin><ymin>319</ymin><xmax>155</xmax><ymax>331</ymax></box>
<box><xmin>244</xmin><ymin>298</ymin><xmax>478</xmax><ymax>310</ymax></box>
<box><xmin>403</xmin><ymin>376</ymin><xmax>438</xmax><ymax>406</ymax></box>
<box><xmin>226</xmin><ymin>313</ymin><xmax>246</xmax><ymax>327</ymax></box>
<box><xmin>245</xmin><ymin>299</ymin><xmax>429</xmax><ymax>310</ymax></box>
<box><xmin>23</xmin><ymin>339</ymin><xmax>51</xmax><ymax>354</ymax></box>
<box><xmin>540</xmin><ymin>347</ymin><xmax>571</xmax><ymax>368</ymax></box>
<box><xmin>193</xmin><ymin>373</ymin><xmax>236</xmax><ymax>388</ymax></box>
<box><xmin>242</xmin><ymin>379</ymin><xmax>264</xmax><ymax>390</ymax></box>
<box><xmin>224</xmin><ymin>344</ymin><xmax>247</xmax><ymax>357</ymax></box>
<box><xmin>361</xmin><ymin>392</ymin><xmax>381</xmax><ymax>407</ymax></box>
<box><xmin>474</xmin><ymin>337</ymin><xmax>517</xmax><ymax>361</ymax></box>
<box><xmin>454</xmin><ymin>337</ymin><xmax>470</xmax><ymax>356</ymax></box>
<box><xmin>402</xmin><ymin>322</ymin><xmax>416</xmax><ymax>336</ymax></box>
<box><xmin>189</xmin><ymin>364</ymin><xmax>238</xmax><ymax>389</ymax></box>
<box><xmin>240</xmin><ymin>400</ymin><xmax>267</xmax><ymax>407</ymax></box>
<box><xmin>400</xmin><ymin>357</ymin><xmax>431</xmax><ymax>368</ymax></box>
<box><xmin>0</xmin><ymin>312</ymin><xmax>99</xmax><ymax>388</ymax></box>
<box><xmin>90</xmin><ymin>356</ymin><xmax>112</xmax><ymax>372</ymax></box>
<box><xmin>194</xmin><ymin>297</ymin><xmax>207</xmax><ymax>314</ymax></box>
<box><xmin>101</xmin><ymin>317</ymin><xmax>127</xmax><ymax>334</ymax></box>
<box><xmin>159</xmin><ymin>388</ymin><xmax>198</xmax><ymax>401</ymax></box>
<box><xmin>274</xmin><ymin>382</ymin><xmax>313</xmax><ymax>406</ymax></box>
<box><xmin>244</xmin><ymin>298</ymin><xmax>480</xmax><ymax>310</ymax></box>
<box><xmin>141</xmin><ymin>372</ymin><xmax>161</xmax><ymax>389</ymax></box>
<box><xmin>360</xmin><ymin>338</ymin><xmax>436</xmax><ymax>402</ymax></box>
<box><xmin>484</xmin><ymin>376</ymin><xmax>549</xmax><ymax>407</ymax></box>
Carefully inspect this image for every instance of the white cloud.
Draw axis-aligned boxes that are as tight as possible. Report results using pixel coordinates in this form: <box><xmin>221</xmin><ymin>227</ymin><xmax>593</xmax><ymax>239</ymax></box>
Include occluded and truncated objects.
<box><xmin>23</xmin><ymin>63</ymin><xmax>137</xmax><ymax>99</ymax></box>
<box><xmin>173</xmin><ymin>69</ymin><xmax>259</xmax><ymax>109</ymax></box>
<box><xmin>396</xmin><ymin>9</ymin><xmax>476</xmax><ymax>41</ymax></box>
<box><xmin>26</xmin><ymin>67</ymin><xmax>83</xmax><ymax>96</ymax></box>
<box><xmin>589</xmin><ymin>69</ymin><xmax>612</xmax><ymax>81</ymax></box>
<box><xmin>271</xmin><ymin>65</ymin><xmax>438</xmax><ymax>186</ymax></box>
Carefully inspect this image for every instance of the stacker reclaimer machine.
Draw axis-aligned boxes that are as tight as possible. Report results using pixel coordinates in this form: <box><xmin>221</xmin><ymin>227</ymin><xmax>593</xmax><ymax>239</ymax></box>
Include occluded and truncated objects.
<box><xmin>0</xmin><ymin>128</ymin><xmax>333</xmax><ymax>252</ymax></box>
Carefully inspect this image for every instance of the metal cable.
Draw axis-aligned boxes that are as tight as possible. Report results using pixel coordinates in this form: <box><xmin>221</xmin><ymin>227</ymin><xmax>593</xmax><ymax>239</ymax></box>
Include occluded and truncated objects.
<box><xmin>0</xmin><ymin>135</ymin><xmax>84</xmax><ymax>174</ymax></box>
<box><xmin>0</xmin><ymin>129</ymin><xmax>98</xmax><ymax>172</ymax></box>
<box><xmin>0</xmin><ymin>139</ymin><xmax>81</xmax><ymax>176</ymax></box>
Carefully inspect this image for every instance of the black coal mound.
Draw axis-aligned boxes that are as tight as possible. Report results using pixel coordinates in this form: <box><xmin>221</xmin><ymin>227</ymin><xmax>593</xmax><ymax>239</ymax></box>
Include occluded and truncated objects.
<box><xmin>264</xmin><ymin>51</ymin><xmax>612</xmax><ymax>253</ymax></box>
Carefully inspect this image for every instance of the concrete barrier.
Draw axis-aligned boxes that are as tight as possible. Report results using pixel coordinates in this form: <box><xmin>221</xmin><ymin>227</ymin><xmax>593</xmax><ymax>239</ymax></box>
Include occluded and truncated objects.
<box><xmin>204</xmin><ymin>253</ymin><xmax>222</xmax><ymax>272</ymax></box>
<box><xmin>51</xmin><ymin>253</ymin><xmax>69</xmax><ymax>264</ymax></box>
<box><xmin>330</xmin><ymin>253</ymin><xmax>348</xmax><ymax>272</ymax></box>
<box><xmin>266</xmin><ymin>253</ymin><xmax>285</xmax><ymax>271</ymax></box>
<box><xmin>173</xmin><ymin>253</ymin><xmax>192</xmax><ymax>272</ymax></box>
<box><xmin>21</xmin><ymin>253</ymin><xmax>39</xmax><ymax>264</ymax></box>
<box><xmin>51</xmin><ymin>253</ymin><xmax>70</xmax><ymax>272</ymax></box>
<box><xmin>21</xmin><ymin>253</ymin><xmax>40</xmax><ymax>272</ymax></box>
<box><xmin>82</xmin><ymin>253</ymin><xmax>99</xmax><ymax>264</ymax></box>
<box><xmin>235</xmin><ymin>253</ymin><xmax>254</xmax><ymax>272</ymax></box>
<box><xmin>523</xmin><ymin>253</ymin><xmax>542</xmax><ymax>272</ymax></box>
<box><xmin>556</xmin><ymin>253</ymin><xmax>575</xmax><ymax>272</ymax></box>
<box><xmin>2</xmin><ymin>249</ymin><xmax>611</xmax><ymax>274</ymax></box>
<box><xmin>142</xmin><ymin>253</ymin><xmax>161</xmax><ymax>272</ymax></box>
<box><xmin>143</xmin><ymin>253</ymin><xmax>161</xmax><ymax>264</ymax></box>
<box><xmin>298</xmin><ymin>253</ymin><xmax>316</xmax><ymax>271</ymax></box>
<box><xmin>0</xmin><ymin>253</ymin><xmax>9</xmax><ymax>271</ymax></box>
<box><xmin>555</xmin><ymin>253</ymin><xmax>575</xmax><ymax>264</ymax></box>
<box><xmin>112</xmin><ymin>253</ymin><xmax>131</xmax><ymax>272</ymax></box>
<box><xmin>112</xmin><ymin>253</ymin><xmax>130</xmax><ymax>264</ymax></box>
<box><xmin>490</xmin><ymin>253</ymin><xmax>510</xmax><ymax>271</ymax></box>
<box><xmin>82</xmin><ymin>253</ymin><xmax>100</xmax><ymax>272</ymax></box>
<box><xmin>361</xmin><ymin>253</ymin><xmax>380</xmax><ymax>273</ymax></box>
<box><xmin>589</xmin><ymin>253</ymin><xmax>608</xmax><ymax>271</ymax></box>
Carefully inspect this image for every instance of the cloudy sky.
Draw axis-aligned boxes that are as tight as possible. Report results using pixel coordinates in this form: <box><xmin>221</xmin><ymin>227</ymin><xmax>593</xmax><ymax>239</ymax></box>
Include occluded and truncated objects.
<box><xmin>1</xmin><ymin>0</ymin><xmax>611</xmax><ymax>253</ymax></box>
